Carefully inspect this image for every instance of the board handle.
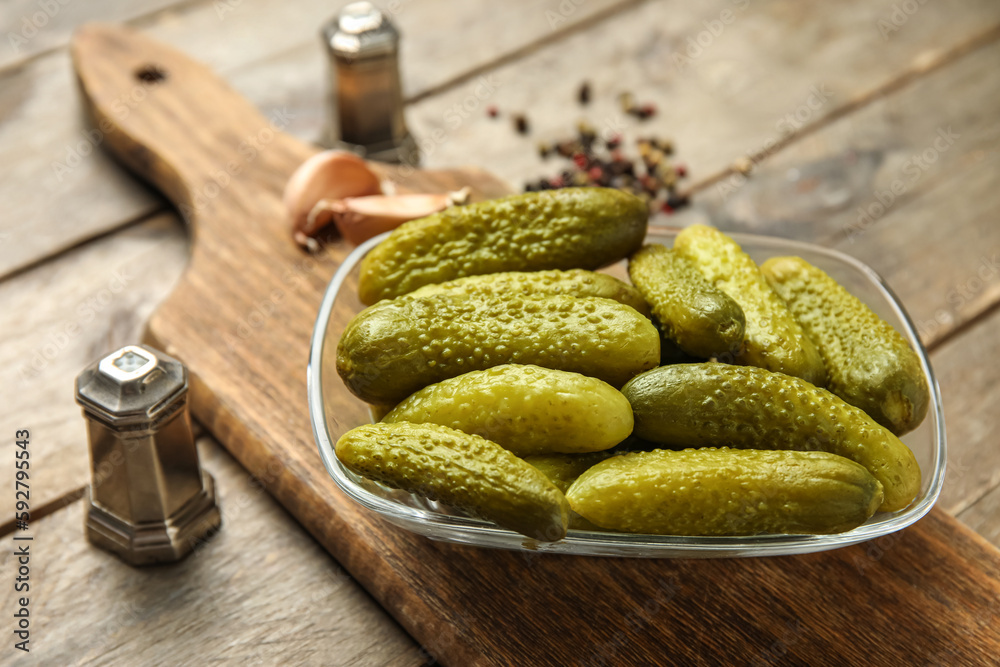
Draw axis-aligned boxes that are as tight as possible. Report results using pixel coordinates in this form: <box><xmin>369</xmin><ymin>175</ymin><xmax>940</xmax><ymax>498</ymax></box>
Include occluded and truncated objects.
<box><xmin>70</xmin><ymin>22</ymin><xmax>313</xmax><ymax>216</ymax></box>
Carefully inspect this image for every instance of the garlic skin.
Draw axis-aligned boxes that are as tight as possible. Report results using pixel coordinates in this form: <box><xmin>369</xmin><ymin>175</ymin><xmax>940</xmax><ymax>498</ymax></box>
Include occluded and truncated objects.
<box><xmin>320</xmin><ymin>193</ymin><xmax>455</xmax><ymax>246</ymax></box>
<box><xmin>284</xmin><ymin>150</ymin><xmax>382</xmax><ymax>244</ymax></box>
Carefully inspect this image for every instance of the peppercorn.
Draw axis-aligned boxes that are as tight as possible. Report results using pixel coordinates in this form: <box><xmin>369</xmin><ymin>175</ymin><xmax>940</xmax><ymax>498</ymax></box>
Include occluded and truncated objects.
<box><xmin>618</xmin><ymin>92</ymin><xmax>636</xmax><ymax>114</ymax></box>
<box><xmin>666</xmin><ymin>193</ymin><xmax>690</xmax><ymax>210</ymax></box>
<box><xmin>537</xmin><ymin>141</ymin><xmax>552</xmax><ymax>159</ymax></box>
<box><xmin>734</xmin><ymin>156</ymin><xmax>754</xmax><ymax>174</ymax></box>
<box><xmin>556</xmin><ymin>140</ymin><xmax>579</xmax><ymax>158</ymax></box>
<box><xmin>656</xmin><ymin>164</ymin><xmax>677</xmax><ymax>188</ymax></box>
<box><xmin>644</xmin><ymin>149</ymin><xmax>664</xmax><ymax>169</ymax></box>
<box><xmin>487</xmin><ymin>105</ymin><xmax>499</xmax><ymax>118</ymax></box>
<box><xmin>578</xmin><ymin>81</ymin><xmax>591</xmax><ymax>105</ymax></box>
<box><xmin>514</xmin><ymin>114</ymin><xmax>529</xmax><ymax>134</ymax></box>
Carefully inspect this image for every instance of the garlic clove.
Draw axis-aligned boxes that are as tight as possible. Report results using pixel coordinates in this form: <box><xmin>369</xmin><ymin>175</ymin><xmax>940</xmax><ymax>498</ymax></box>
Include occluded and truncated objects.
<box><xmin>328</xmin><ymin>193</ymin><xmax>455</xmax><ymax>246</ymax></box>
<box><xmin>284</xmin><ymin>150</ymin><xmax>382</xmax><ymax>240</ymax></box>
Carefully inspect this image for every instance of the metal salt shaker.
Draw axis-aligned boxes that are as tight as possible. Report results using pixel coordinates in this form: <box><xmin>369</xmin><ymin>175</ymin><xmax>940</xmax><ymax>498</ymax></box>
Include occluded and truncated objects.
<box><xmin>76</xmin><ymin>345</ymin><xmax>221</xmax><ymax>566</ymax></box>
<box><xmin>322</xmin><ymin>1</ymin><xmax>419</xmax><ymax>165</ymax></box>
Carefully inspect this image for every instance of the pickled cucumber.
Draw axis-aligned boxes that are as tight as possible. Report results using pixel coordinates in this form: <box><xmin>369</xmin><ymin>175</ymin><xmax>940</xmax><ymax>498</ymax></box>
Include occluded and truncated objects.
<box><xmin>337</xmin><ymin>293</ymin><xmax>660</xmax><ymax>404</ymax></box>
<box><xmin>358</xmin><ymin>188</ymin><xmax>648</xmax><ymax>304</ymax></box>
<box><xmin>621</xmin><ymin>363</ymin><xmax>921</xmax><ymax>512</ymax></box>
<box><xmin>673</xmin><ymin>225</ymin><xmax>826</xmax><ymax>385</ymax></box>
<box><xmin>408</xmin><ymin>269</ymin><xmax>650</xmax><ymax>317</ymax></box>
<box><xmin>761</xmin><ymin>256</ymin><xmax>930</xmax><ymax>435</ymax></box>
<box><xmin>336</xmin><ymin>422</ymin><xmax>569</xmax><ymax>540</ymax></box>
<box><xmin>382</xmin><ymin>364</ymin><xmax>633</xmax><ymax>456</ymax></box>
<box><xmin>628</xmin><ymin>244</ymin><xmax>745</xmax><ymax>358</ymax></box>
<box><xmin>566</xmin><ymin>448</ymin><xmax>884</xmax><ymax>535</ymax></box>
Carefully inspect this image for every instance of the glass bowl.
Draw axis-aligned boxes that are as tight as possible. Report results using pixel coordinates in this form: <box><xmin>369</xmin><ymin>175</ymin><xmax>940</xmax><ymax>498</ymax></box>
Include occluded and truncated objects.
<box><xmin>307</xmin><ymin>227</ymin><xmax>946</xmax><ymax>558</ymax></box>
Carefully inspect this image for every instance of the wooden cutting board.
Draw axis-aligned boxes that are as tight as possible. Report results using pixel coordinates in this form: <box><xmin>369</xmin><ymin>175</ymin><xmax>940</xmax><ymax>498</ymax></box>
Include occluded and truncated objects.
<box><xmin>71</xmin><ymin>23</ymin><xmax>1000</xmax><ymax>666</ymax></box>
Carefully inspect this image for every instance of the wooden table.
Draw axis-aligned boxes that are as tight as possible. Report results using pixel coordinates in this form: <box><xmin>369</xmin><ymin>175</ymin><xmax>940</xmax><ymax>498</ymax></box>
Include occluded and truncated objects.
<box><xmin>2</xmin><ymin>1</ymin><xmax>998</xmax><ymax>664</ymax></box>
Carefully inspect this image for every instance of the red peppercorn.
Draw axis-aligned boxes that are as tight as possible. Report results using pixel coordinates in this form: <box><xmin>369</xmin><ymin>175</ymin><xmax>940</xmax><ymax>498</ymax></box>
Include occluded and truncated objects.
<box><xmin>660</xmin><ymin>201</ymin><xmax>674</xmax><ymax>214</ymax></box>
<box><xmin>572</xmin><ymin>153</ymin><xmax>588</xmax><ymax>169</ymax></box>
<box><xmin>676</xmin><ymin>164</ymin><xmax>688</xmax><ymax>177</ymax></box>
<box><xmin>549</xmin><ymin>176</ymin><xmax>564</xmax><ymax>188</ymax></box>
<box><xmin>487</xmin><ymin>105</ymin><xmax>499</xmax><ymax>118</ymax></box>
<box><xmin>588</xmin><ymin>166</ymin><xmax>604</xmax><ymax>182</ymax></box>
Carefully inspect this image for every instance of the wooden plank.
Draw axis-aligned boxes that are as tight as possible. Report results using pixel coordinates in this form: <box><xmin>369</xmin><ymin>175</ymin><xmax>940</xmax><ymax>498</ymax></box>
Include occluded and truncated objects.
<box><xmin>932</xmin><ymin>306</ymin><xmax>1000</xmax><ymax>516</ymax></box>
<box><xmin>0</xmin><ymin>0</ymin><xmax>184</xmax><ymax>70</ymax></box>
<box><xmin>0</xmin><ymin>215</ymin><xmax>188</xmax><ymax>520</ymax></box>
<box><xmin>0</xmin><ymin>0</ymin><xmax>627</xmax><ymax>279</ymax></box>
<box><xmin>62</xmin><ymin>23</ymin><xmax>1000</xmax><ymax>667</ymax></box>
<box><xmin>0</xmin><ymin>437</ymin><xmax>424</xmax><ymax>666</ymax></box>
<box><xmin>692</xmin><ymin>41</ymin><xmax>1000</xmax><ymax>349</ymax></box>
<box><xmin>408</xmin><ymin>0</ymin><xmax>1000</xmax><ymax>190</ymax></box>
<box><xmin>961</xmin><ymin>483</ymin><xmax>1000</xmax><ymax>550</ymax></box>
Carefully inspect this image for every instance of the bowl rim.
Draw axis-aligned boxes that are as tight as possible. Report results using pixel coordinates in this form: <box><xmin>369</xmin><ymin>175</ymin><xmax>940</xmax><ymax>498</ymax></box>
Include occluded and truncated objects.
<box><xmin>307</xmin><ymin>228</ymin><xmax>947</xmax><ymax>557</ymax></box>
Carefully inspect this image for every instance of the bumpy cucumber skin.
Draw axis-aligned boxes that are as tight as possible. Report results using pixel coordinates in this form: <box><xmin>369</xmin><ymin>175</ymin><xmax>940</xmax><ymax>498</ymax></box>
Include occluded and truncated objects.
<box><xmin>761</xmin><ymin>256</ymin><xmax>930</xmax><ymax>435</ymax></box>
<box><xmin>628</xmin><ymin>244</ymin><xmax>745</xmax><ymax>358</ymax></box>
<box><xmin>382</xmin><ymin>364</ymin><xmax>633</xmax><ymax>456</ymax></box>
<box><xmin>408</xmin><ymin>269</ymin><xmax>651</xmax><ymax>317</ymax></box>
<box><xmin>566</xmin><ymin>448</ymin><xmax>884</xmax><ymax>535</ymax></box>
<box><xmin>338</xmin><ymin>293</ymin><xmax>660</xmax><ymax>404</ymax></box>
<box><xmin>621</xmin><ymin>363</ymin><xmax>921</xmax><ymax>512</ymax></box>
<box><xmin>358</xmin><ymin>188</ymin><xmax>649</xmax><ymax>304</ymax></box>
<box><xmin>674</xmin><ymin>225</ymin><xmax>826</xmax><ymax>385</ymax></box>
<box><xmin>335</xmin><ymin>422</ymin><xmax>569</xmax><ymax>541</ymax></box>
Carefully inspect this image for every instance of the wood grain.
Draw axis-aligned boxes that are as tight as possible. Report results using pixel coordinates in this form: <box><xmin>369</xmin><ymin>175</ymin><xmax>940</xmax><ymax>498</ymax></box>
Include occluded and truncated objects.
<box><xmin>0</xmin><ymin>215</ymin><xmax>188</xmax><ymax>519</ymax></box>
<box><xmin>934</xmin><ymin>305</ymin><xmax>1000</xmax><ymax>518</ymax></box>
<box><xmin>61</xmin><ymin>22</ymin><xmax>1000</xmax><ymax>667</ymax></box>
<box><xmin>693</xmin><ymin>40</ymin><xmax>1000</xmax><ymax>349</ymax></box>
<box><xmin>0</xmin><ymin>0</ymin><xmax>628</xmax><ymax>279</ymax></box>
<box><xmin>407</xmin><ymin>0</ymin><xmax>1000</xmax><ymax>194</ymax></box>
<box><xmin>0</xmin><ymin>0</ymin><xmax>185</xmax><ymax>70</ymax></box>
<box><xmin>6</xmin><ymin>0</ymin><xmax>1000</xmax><ymax>279</ymax></box>
<box><xmin>962</xmin><ymin>480</ymin><xmax>1000</xmax><ymax>549</ymax></box>
<box><xmin>0</xmin><ymin>438</ymin><xmax>424</xmax><ymax>666</ymax></box>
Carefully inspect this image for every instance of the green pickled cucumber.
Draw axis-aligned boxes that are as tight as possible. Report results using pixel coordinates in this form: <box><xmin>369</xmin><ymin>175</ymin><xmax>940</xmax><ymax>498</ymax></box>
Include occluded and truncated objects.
<box><xmin>761</xmin><ymin>256</ymin><xmax>930</xmax><ymax>435</ymax></box>
<box><xmin>673</xmin><ymin>225</ymin><xmax>826</xmax><ymax>385</ymax></box>
<box><xmin>337</xmin><ymin>293</ymin><xmax>660</xmax><ymax>404</ymax></box>
<box><xmin>408</xmin><ymin>269</ymin><xmax>651</xmax><ymax>317</ymax></box>
<box><xmin>358</xmin><ymin>188</ymin><xmax>648</xmax><ymax>304</ymax></box>
<box><xmin>382</xmin><ymin>364</ymin><xmax>633</xmax><ymax>456</ymax></box>
<box><xmin>622</xmin><ymin>363</ymin><xmax>921</xmax><ymax>512</ymax></box>
<box><xmin>566</xmin><ymin>448</ymin><xmax>884</xmax><ymax>535</ymax></box>
<box><xmin>628</xmin><ymin>244</ymin><xmax>745</xmax><ymax>358</ymax></box>
<box><xmin>336</xmin><ymin>422</ymin><xmax>569</xmax><ymax>541</ymax></box>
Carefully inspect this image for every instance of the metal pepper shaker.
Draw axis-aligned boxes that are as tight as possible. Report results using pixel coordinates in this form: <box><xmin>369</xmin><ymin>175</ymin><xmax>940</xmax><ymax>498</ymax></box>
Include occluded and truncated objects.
<box><xmin>76</xmin><ymin>344</ymin><xmax>221</xmax><ymax>566</ymax></box>
<box><xmin>322</xmin><ymin>1</ymin><xmax>419</xmax><ymax>165</ymax></box>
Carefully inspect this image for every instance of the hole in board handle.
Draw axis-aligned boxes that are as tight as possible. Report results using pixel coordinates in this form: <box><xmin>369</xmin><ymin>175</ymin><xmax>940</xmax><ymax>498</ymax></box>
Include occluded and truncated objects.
<box><xmin>134</xmin><ymin>64</ymin><xmax>167</xmax><ymax>83</ymax></box>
